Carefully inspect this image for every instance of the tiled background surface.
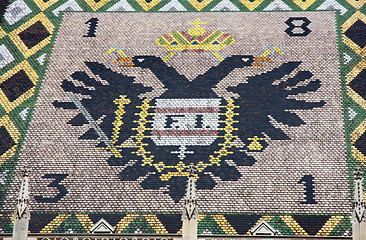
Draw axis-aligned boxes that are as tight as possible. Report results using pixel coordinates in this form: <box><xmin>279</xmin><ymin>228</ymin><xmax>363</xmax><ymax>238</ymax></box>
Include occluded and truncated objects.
<box><xmin>0</xmin><ymin>0</ymin><xmax>366</xmax><ymax>236</ymax></box>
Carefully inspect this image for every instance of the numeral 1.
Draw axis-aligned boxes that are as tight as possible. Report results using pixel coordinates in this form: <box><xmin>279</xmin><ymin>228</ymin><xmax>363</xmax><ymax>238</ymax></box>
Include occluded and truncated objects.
<box><xmin>83</xmin><ymin>18</ymin><xmax>99</xmax><ymax>37</ymax></box>
<box><xmin>298</xmin><ymin>175</ymin><xmax>317</xmax><ymax>204</ymax></box>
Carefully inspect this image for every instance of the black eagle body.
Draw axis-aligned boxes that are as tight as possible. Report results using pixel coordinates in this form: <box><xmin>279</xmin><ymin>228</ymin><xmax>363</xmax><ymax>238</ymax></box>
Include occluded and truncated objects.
<box><xmin>53</xmin><ymin>55</ymin><xmax>325</xmax><ymax>202</ymax></box>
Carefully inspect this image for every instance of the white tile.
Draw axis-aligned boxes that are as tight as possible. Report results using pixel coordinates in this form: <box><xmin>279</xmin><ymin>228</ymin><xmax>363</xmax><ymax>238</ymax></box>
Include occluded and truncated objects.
<box><xmin>52</xmin><ymin>0</ymin><xmax>83</xmax><ymax>17</ymax></box>
<box><xmin>159</xmin><ymin>0</ymin><xmax>187</xmax><ymax>11</ymax></box>
<box><xmin>0</xmin><ymin>44</ymin><xmax>15</xmax><ymax>69</ymax></box>
<box><xmin>4</xmin><ymin>0</ymin><xmax>32</xmax><ymax>25</ymax></box>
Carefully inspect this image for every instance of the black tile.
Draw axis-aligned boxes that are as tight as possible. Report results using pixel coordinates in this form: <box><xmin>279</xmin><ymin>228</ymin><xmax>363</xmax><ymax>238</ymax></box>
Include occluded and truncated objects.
<box><xmin>355</xmin><ymin>131</ymin><xmax>366</xmax><ymax>156</ymax></box>
<box><xmin>224</xmin><ymin>214</ymin><xmax>261</xmax><ymax>235</ymax></box>
<box><xmin>349</xmin><ymin>69</ymin><xmax>366</xmax><ymax>99</ymax></box>
<box><xmin>344</xmin><ymin>20</ymin><xmax>366</xmax><ymax>48</ymax></box>
<box><xmin>18</xmin><ymin>21</ymin><xmax>50</xmax><ymax>49</ymax></box>
<box><xmin>156</xmin><ymin>214</ymin><xmax>182</xmax><ymax>233</ymax></box>
<box><xmin>0</xmin><ymin>70</ymin><xmax>34</xmax><ymax>102</ymax></box>
<box><xmin>0</xmin><ymin>0</ymin><xmax>10</xmax><ymax>24</ymax></box>
<box><xmin>89</xmin><ymin>213</ymin><xmax>125</xmax><ymax>227</ymax></box>
<box><xmin>29</xmin><ymin>212</ymin><xmax>59</xmax><ymax>233</ymax></box>
<box><xmin>0</xmin><ymin>126</ymin><xmax>15</xmax><ymax>155</ymax></box>
<box><xmin>292</xmin><ymin>215</ymin><xmax>330</xmax><ymax>235</ymax></box>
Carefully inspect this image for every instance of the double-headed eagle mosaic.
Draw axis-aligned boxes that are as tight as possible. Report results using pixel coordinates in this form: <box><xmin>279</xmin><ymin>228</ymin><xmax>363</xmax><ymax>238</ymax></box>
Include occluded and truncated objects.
<box><xmin>53</xmin><ymin>19</ymin><xmax>325</xmax><ymax>202</ymax></box>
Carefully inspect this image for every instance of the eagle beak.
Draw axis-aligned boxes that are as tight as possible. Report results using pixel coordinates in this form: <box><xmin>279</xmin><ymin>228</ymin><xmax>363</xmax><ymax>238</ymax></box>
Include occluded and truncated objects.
<box><xmin>251</xmin><ymin>57</ymin><xmax>273</xmax><ymax>67</ymax></box>
<box><xmin>113</xmin><ymin>57</ymin><xmax>135</xmax><ymax>67</ymax></box>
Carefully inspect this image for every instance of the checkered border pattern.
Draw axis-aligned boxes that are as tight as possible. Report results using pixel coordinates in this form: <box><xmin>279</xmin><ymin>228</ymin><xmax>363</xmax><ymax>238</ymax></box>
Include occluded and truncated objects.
<box><xmin>1</xmin><ymin>0</ymin><xmax>365</xmax><ymax>235</ymax></box>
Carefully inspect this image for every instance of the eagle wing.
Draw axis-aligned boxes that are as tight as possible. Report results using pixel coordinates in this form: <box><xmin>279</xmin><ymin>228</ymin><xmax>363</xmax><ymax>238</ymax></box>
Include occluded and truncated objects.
<box><xmin>53</xmin><ymin>62</ymin><xmax>152</xmax><ymax>165</ymax></box>
<box><xmin>227</xmin><ymin>61</ymin><xmax>325</xmax><ymax>163</ymax></box>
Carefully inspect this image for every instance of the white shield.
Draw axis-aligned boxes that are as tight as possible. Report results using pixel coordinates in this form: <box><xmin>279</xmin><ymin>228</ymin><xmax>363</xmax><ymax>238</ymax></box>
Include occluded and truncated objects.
<box><xmin>151</xmin><ymin>98</ymin><xmax>221</xmax><ymax>159</ymax></box>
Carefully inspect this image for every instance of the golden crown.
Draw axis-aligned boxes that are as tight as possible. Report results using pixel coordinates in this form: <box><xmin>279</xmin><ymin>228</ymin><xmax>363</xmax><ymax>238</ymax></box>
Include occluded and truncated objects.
<box><xmin>156</xmin><ymin>18</ymin><xmax>236</xmax><ymax>55</ymax></box>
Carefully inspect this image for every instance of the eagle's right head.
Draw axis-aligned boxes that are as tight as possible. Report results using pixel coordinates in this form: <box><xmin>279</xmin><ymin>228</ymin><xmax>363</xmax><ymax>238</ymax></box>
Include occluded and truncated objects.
<box><xmin>223</xmin><ymin>55</ymin><xmax>273</xmax><ymax>67</ymax></box>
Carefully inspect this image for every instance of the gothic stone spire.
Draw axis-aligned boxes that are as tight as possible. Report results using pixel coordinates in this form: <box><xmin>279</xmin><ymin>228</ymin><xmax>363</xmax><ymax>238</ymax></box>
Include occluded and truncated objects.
<box><xmin>353</xmin><ymin>167</ymin><xmax>366</xmax><ymax>223</ymax></box>
<box><xmin>13</xmin><ymin>166</ymin><xmax>30</xmax><ymax>220</ymax></box>
<box><xmin>182</xmin><ymin>163</ymin><xmax>198</xmax><ymax>221</ymax></box>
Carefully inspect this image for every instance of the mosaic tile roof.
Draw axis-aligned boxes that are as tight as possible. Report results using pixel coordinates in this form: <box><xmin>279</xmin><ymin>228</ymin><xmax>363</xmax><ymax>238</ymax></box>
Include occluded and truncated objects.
<box><xmin>0</xmin><ymin>0</ymin><xmax>366</xmax><ymax>236</ymax></box>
